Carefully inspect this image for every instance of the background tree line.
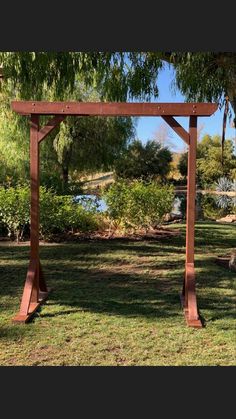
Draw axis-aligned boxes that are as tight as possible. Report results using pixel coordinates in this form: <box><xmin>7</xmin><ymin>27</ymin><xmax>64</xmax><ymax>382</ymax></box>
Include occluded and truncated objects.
<box><xmin>0</xmin><ymin>52</ymin><xmax>235</xmax><ymax>192</ymax></box>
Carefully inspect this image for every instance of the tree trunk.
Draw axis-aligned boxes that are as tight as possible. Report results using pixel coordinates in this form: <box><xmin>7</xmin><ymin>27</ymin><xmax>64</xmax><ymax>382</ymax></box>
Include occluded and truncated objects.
<box><xmin>62</xmin><ymin>166</ymin><xmax>69</xmax><ymax>193</ymax></box>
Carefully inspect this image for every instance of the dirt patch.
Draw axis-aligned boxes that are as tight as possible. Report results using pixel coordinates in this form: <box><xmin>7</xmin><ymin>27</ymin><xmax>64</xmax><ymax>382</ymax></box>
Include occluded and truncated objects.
<box><xmin>0</xmin><ymin>228</ymin><xmax>181</xmax><ymax>246</ymax></box>
<box><xmin>0</xmin><ymin>240</ymin><xmax>63</xmax><ymax>247</ymax></box>
<box><xmin>45</xmin><ymin>228</ymin><xmax>181</xmax><ymax>243</ymax></box>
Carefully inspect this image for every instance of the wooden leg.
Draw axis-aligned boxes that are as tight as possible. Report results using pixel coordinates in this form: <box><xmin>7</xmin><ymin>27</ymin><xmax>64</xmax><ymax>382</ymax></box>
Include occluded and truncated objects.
<box><xmin>13</xmin><ymin>259</ymin><xmax>50</xmax><ymax>323</ymax></box>
<box><xmin>13</xmin><ymin>115</ymin><xmax>49</xmax><ymax>323</ymax></box>
<box><xmin>181</xmin><ymin>263</ymin><xmax>202</xmax><ymax>328</ymax></box>
<box><xmin>181</xmin><ymin>116</ymin><xmax>203</xmax><ymax>328</ymax></box>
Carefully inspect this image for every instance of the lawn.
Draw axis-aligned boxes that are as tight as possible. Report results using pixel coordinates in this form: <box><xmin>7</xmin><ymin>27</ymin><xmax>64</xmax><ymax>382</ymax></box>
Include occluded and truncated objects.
<box><xmin>0</xmin><ymin>222</ymin><xmax>235</xmax><ymax>366</ymax></box>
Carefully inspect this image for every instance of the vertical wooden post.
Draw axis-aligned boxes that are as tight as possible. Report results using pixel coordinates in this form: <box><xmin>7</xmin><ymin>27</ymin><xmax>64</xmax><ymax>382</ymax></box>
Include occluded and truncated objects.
<box><xmin>182</xmin><ymin>116</ymin><xmax>202</xmax><ymax>327</ymax></box>
<box><xmin>30</xmin><ymin>115</ymin><xmax>40</xmax><ymax>303</ymax></box>
<box><xmin>13</xmin><ymin>115</ymin><xmax>49</xmax><ymax>323</ymax></box>
<box><xmin>186</xmin><ymin>116</ymin><xmax>197</xmax><ymax>265</ymax></box>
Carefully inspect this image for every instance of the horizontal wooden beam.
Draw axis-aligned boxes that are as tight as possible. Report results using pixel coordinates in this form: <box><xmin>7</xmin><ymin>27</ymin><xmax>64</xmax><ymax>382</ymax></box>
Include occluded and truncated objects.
<box><xmin>11</xmin><ymin>101</ymin><xmax>218</xmax><ymax>117</ymax></box>
<box><xmin>162</xmin><ymin>115</ymin><xmax>190</xmax><ymax>145</ymax></box>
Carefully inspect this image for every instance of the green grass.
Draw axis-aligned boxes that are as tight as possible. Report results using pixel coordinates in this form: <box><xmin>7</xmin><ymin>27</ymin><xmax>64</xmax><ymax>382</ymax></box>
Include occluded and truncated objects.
<box><xmin>0</xmin><ymin>222</ymin><xmax>235</xmax><ymax>366</ymax></box>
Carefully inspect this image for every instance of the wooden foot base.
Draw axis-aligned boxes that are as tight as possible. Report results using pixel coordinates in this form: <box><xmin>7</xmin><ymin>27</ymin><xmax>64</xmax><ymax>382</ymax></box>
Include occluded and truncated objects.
<box><xmin>180</xmin><ymin>294</ymin><xmax>203</xmax><ymax>328</ymax></box>
<box><xmin>12</xmin><ymin>289</ymin><xmax>51</xmax><ymax>324</ymax></box>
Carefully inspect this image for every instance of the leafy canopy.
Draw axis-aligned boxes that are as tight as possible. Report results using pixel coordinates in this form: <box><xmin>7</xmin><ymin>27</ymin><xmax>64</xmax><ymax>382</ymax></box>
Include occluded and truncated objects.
<box><xmin>178</xmin><ymin>135</ymin><xmax>236</xmax><ymax>186</ymax></box>
<box><xmin>114</xmin><ymin>139</ymin><xmax>173</xmax><ymax>181</ymax></box>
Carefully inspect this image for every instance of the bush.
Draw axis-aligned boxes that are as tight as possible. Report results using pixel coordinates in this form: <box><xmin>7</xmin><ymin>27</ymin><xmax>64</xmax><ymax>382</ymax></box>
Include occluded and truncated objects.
<box><xmin>0</xmin><ymin>185</ymin><xmax>100</xmax><ymax>241</ymax></box>
<box><xmin>39</xmin><ymin>188</ymin><xmax>99</xmax><ymax>239</ymax></box>
<box><xmin>201</xmin><ymin>194</ymin><xmax>226</xmax><ymax>220</ymax></box>
<box><xmin>200</xmin><ymin>178</ymin><xmax>236</xmax><ymax>220</ymax></box>
<box><xmin>103</xmin><ymin>180</ymin><xmax>175</xmax><ymax>231</ymax></box>
<box><xmin>0</xmin><ymin>185</ymin><xmax>30</xmax><ymax>241</ymax></box>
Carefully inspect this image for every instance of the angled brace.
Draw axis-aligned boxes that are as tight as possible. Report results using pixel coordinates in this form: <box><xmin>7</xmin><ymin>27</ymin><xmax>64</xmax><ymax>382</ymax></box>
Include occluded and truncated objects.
<box><xmin>38</xmin><ymin>115</ymin><xmax>66</xmax><ymax>143</ymax></box>
<box><xmin>161</xmin><ymin>116</ymin><xmax>190</xmax><ymax>145</ymax></box>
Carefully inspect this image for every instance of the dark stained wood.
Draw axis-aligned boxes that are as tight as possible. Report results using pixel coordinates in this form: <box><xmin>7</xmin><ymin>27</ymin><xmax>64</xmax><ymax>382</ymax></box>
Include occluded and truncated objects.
<box><xmin>29</xmin><ymin>115</ymin><xmax>40</xmax><ymax>269</ymax></box>
<box><xmin>11</xmin><ymin>101</ymin><xmax>218</xmax><ymax>117</ymax></box>
<box><xmin>186</xmin><ymin>116</ymin><xmax>197</xmax><ymax>264</ymax></box>
<box><xmin>182</xmin><ymin>263</ymin><xmax>202</xmax><ymax>327</ymax></box>
<box><xmin>18</xmin><ymin>259</ymin><xmax>37</xmax><ymax>316</ymax></box>
<box><xmin>11</xmin><ymin>100</ymin><xmax>217</xmax><ymax>327</ymax></box>
<box><xmin>13</xmin><ymin>290</ymin><xmax>50</xmax><ymax>323</ymax></box>
<box><xmin>13</xmin><ymin>115</ymin><xmax>50</xmax><ymax>323</ymax></box>
<box><xmin>38</xmin><ymin>115</ymin><xmax>66</xmax><ymax>143</ymax></box>
<box><xmin>181</xmin><ymin>116</ymin><xmax>203</xmax><ymax>327</ymax></box>
<box><xmin>161</xmin><ymin>115</ymin><xmax>190</xmax><ymax>145</ymax></box>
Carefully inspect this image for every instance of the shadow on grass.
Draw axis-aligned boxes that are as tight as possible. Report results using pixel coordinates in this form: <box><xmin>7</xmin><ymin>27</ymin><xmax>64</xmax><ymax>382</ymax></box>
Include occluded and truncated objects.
<box><xmin>41</xmin><ymin>266</ymin><xmax>183</xmax><ymax>320</ymax></box>
<box><xmin>43</xmin><ymin>262</ymin><xmax>235</xmax><ymax>321</ymax></box>
<box><xmin>0</xmin><ymin>222</ymin><xmax>235</xmax><ymax>329</ymax></box>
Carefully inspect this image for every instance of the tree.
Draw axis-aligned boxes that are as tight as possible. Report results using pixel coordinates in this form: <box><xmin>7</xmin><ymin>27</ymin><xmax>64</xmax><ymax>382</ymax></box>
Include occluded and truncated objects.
<box><xmin>114</xmin><ymin>139</ymin><xmax>172</xmax><ymax>181</ymax></box>
<box><xmin>169</xmin><ymin>52</ymin><xmax>236</xmax><ymax>121</ymax></box>
<box><xmin>168</xmin><ymin>52</ymin><xmax>236</xmax><ymax>157</ymax></box>
<box><xmin>54</xmin><ymin>115</ymin><xmax>134</xmax><ymax>192</ymax></box>
<box><xmin>1</xmin><ymin>52</ymin><xmax>235</xmax><ymax>187</ymax></box>
<box><xmin>0</xmin><ymin>52</ymin><xmax>163</xmax><ymax>101</ymax></box>
<box><xmin>197</xmin><ymin>135</ymin><xmax>236</xmax><ymax>186</ymax></box>
<box><xmin>177</xmin><ymin>135</ymin><xmax>236</xmax><ymax>186</ymax></box>
<box><xmin>178</xmin><ymin>152</ymin><xmax>188</xmax><ymax>179</ymax></box>
<box><xmin>1</xmin><ymin>52</ymin><xmax>235</xmax><ymax>112</ymax></box>
<box><xmin>0</xmin><ymin>92</ymin><xmax>30</xmax><ymax>186</ymax></box>
<box><xmin>0</xmin><ymin>79</ymin><xmax>135</xmax><ymax>192</ymax></box>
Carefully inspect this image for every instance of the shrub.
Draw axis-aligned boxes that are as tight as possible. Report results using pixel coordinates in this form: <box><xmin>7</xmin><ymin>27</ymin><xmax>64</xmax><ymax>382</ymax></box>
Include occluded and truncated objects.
<box><xmin>0</xmin><ymin>185</ymin><xmax>30</xmax><ymax>241</ymax></box>
<box><xmin>0</xmin><ymin>185</ymin><xmax>100</xmax><ymax>241</ymax></box>
<box><xmin>103</xmin><ymin>180</ymin><xmax>175</xmax><ymax>231</ymax></box>
<box><xmin>214</xmin><ymin>177</ymin><xmax>236</xmax><ymax>214</ymax></box>
<box><xmin>200</xmin><ymin>178</ymin><xmax>236</xmax><ymax>220</ymax></box>
<box><xmin>201</xmin><ymin>194</ymin><xmax>226</xmax><ymax>220</ymax></box>
<box><xmin>39</xmin><ymin>188</ymin><xmax>99</xmax><ymax>239</ymax></box>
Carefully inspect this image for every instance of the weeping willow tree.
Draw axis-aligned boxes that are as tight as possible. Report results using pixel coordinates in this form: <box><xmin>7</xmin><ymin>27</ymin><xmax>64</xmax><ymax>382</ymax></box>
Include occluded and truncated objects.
<box><xmin>0</xmin><ymin>52</ymin><xmax>160</xmax><ymax>191</ymax></box>
<box><xmin>0</xmin><ymin>91</ymin><xmax>30</xmax><ymax>185</ymax></box>
<box><xmin>0</xmin><ymin>52</ymin><xmax>235</xmax><ymax>189</ymax></box>
<box><xmin>0</xmin><ymin>70</ymin><xmax>135</xmax><ymax>192</ymax></box>
<box><xmin>168</xmin><ymin>52</ymin><xmax>236</xmax><ymax>157</ymax></box>
<box><xmin>0</xmin><ymin>52</ymin><xmax>163</xmax><ymax>101</ymax></box>
<box><xmin>1</xmin><ymin>52</ymin><xmax>235</xmax><ymax>108</ymax></box>
<box><xmin>54</xmin><ymin>115</ymin><xmax>134</xmax><ymax>192</ymax></box>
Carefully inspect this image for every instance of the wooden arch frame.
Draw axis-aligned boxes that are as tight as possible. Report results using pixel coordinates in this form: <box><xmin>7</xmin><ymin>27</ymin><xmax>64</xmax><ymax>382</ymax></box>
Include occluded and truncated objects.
<box><xmin>11</xmin><ymin>101</ymin><xmax>218</xmax><ymax>327</ymax></box>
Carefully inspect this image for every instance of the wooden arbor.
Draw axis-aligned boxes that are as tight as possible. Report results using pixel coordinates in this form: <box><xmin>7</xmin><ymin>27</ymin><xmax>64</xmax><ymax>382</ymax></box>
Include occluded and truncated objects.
<box><xmin>11</xmin><ymin>101</ymin><xmax>218</xmax><ymax>327</ymax></box>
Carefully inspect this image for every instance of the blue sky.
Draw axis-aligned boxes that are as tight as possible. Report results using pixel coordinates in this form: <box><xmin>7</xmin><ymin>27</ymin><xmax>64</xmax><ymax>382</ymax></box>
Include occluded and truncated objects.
<box><xmin>135</xmin><ymin>65</ymin><xmax>236</xmax><ymax>153</ymax></box>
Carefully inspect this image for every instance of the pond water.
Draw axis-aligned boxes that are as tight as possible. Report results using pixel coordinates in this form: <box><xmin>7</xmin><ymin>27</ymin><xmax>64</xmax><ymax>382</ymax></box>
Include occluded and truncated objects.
<box><xmin>75</xmin><ymin>194</ymin><xmax>108</xmax><ymax>212</ymax></box>
<box><xmin>75</xmin><ymin>192</ymin><xmax>235</xmax><ymax>218</ymax></box>
<box><xmin>172</xmin><ymin>196</ymin><xmax>182</xmax><ymax>215</ymax></box>
<box><xmin>75</xmin><ymin>194</ymin><xmax>182</xmax><ymax>214</ymax></box>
